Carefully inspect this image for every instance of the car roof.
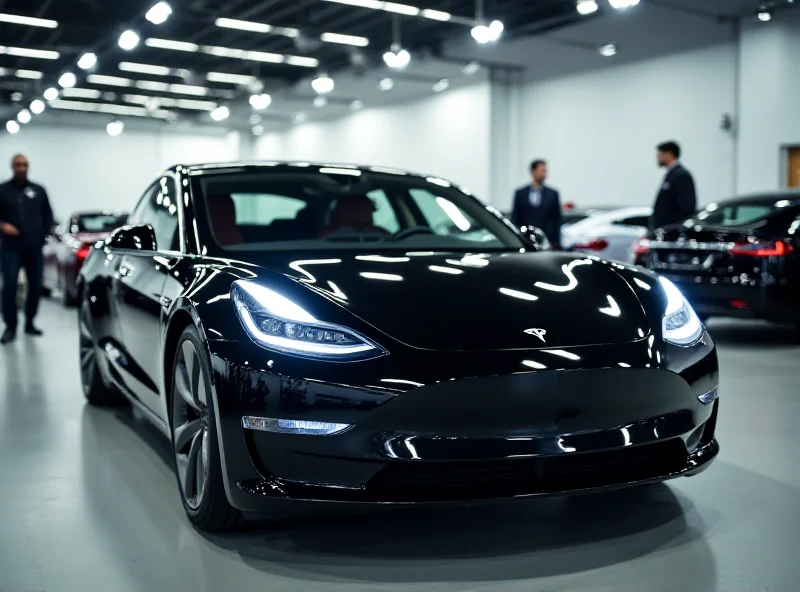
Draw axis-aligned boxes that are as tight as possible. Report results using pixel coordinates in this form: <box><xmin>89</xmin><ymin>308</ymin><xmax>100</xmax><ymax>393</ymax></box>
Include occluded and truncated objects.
<box><xmin>170</xmin><ymin>161</ymin><xmax>431</xmax><ymax>180</ymax></box>
<box><xmin>708</xmin><ymin>190</ymin><xmax>800</xmax><ymax>206</ymax></box>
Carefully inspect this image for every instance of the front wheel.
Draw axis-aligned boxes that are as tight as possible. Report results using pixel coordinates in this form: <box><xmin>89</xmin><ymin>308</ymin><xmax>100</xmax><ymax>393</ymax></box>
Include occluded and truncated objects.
<box><xmin>170</xmin><ymin>325</ymin><xmax>240</xmax><ymax>532</ymax></box>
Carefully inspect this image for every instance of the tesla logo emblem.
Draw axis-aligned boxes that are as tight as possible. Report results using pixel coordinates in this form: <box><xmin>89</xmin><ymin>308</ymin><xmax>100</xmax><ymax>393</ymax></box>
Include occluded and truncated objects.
<box><xmin>524</xmin><ymin>328</ymin><xmax>547</xmax><ymax>342</ymax></box>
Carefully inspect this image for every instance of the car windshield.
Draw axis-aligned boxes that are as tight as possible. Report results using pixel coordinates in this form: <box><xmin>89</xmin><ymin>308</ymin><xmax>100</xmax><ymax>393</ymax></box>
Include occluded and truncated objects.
<box><xmin>690</xmin><ymin>197</ymin><xmax>799</xmax><ymax>227</ymax></box>
<box><xmin>192</xmin><ymin>168</ymin><xmax>524</xmax><ymax>252</ymax></box>
<box><xmin>73</xmin><ymin>213</ymin><xmax>128</xmax><ymax>233</ymax></box>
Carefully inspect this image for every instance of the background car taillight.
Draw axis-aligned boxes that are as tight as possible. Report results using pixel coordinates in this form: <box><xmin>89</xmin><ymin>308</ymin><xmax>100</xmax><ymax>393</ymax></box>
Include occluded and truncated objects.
<box><xmin>573</xmin><ymin>238</ymin><xmax>609</xmax><ymax>251</ymax></box>
<box><xmin>728</xmin><ymin>240</ymin><xmax>793</xmax><ymax>257</ymax></box>
<box><xmin>76</xmin><ymin>245</ymin><xmax>91</xmax><ymax>261</ymax></box>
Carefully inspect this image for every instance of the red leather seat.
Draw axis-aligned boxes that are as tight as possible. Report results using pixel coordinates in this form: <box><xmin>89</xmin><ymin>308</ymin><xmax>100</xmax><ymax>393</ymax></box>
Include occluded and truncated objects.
<box><xmin>319</xmin><ymin>195</ymin><xmax>388</xmax><ymax>237</ymax></box>
<box><xmin>207</xmin><ymin>194</ymin><xmax>243</xmax><ymax>246</ymax></box>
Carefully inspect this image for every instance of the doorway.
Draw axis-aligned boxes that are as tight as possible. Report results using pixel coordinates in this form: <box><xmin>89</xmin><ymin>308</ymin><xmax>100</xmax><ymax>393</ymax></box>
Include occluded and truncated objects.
<box><xmin>787</xmin><ymin>146</ymin><xmax>800</xmax><ymax>188</ymax></box>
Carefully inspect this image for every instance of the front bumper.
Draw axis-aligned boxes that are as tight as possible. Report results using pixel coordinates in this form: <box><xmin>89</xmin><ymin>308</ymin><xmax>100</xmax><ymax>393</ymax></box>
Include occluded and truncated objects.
<box><xmin>207</xmin><ymin>337</ymin><xmax>719</xmax><ymax>511</ymax></box>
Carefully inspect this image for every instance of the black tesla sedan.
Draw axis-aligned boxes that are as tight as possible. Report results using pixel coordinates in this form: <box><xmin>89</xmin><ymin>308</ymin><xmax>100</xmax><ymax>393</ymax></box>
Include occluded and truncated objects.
<box><xmin>634</xmin><ymin>191</ymin><xmax>800</xmax><ymax>333</ymax></box>
<box><xmin>78</xmin><ymin>162</ymin><xmax>719</xmax><ymax>532</ymax></box>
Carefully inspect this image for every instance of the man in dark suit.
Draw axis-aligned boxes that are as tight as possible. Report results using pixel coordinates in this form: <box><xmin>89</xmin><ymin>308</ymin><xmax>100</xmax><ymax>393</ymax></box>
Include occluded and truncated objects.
<box><xmin>510</xmin><ymin>159</ymin><xmax>562</xmax><ymax>249</ymax></box>
<box><xmin>651</xmin><ymin>141</ymin><xmax>697</xmax><ymax>229</ymax></box>
<box><xmin>0</xmin><ymin>154</ymin><xmax>54</xmax><ymax>344</ymax></box>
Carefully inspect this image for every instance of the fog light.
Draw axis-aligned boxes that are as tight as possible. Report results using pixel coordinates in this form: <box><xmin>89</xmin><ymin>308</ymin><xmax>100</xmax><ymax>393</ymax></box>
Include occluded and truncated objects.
<box><xmin>242</xmin><ymin>416</ymin><xmax>351</xmax><ymax>435</ymax></box>
<box><xmin>698</xmin><ymin>387</ymin><xmax>718</xmax><ymax>405</ymax></box>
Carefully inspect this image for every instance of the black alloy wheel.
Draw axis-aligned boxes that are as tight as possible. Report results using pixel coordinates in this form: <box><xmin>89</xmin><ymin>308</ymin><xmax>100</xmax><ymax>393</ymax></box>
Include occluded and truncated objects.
<box><xmin>170</xmin><ymin>326</ymin><xmax>240</xmax><ymax>531</ymax></box>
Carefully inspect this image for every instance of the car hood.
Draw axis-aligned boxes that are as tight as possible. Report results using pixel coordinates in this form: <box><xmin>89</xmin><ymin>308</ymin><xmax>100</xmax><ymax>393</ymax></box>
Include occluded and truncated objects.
<box><xmin>244</xmin><ymin>251</ymin><xmax>651</xmax><ymax>351</ymax></box>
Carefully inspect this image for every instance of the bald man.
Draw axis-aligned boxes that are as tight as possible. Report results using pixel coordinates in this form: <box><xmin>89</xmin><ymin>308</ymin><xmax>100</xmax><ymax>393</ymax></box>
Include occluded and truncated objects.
<box><xmin>0</xmin><ymin>154</ymin><xmax>54</xmax><ymax>343</ymax></box>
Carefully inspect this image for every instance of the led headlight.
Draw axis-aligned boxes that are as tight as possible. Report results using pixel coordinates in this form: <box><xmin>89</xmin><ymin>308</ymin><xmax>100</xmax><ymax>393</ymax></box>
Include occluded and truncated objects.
<box><xmin>231</xmin><ymin>280</ymin><xmax>383</xmax><ymax>360</ymax></box>
<box><xmin>658</xmin><ymin>277</ymin><xmax>703</xmax><ymax>346</ymax></box>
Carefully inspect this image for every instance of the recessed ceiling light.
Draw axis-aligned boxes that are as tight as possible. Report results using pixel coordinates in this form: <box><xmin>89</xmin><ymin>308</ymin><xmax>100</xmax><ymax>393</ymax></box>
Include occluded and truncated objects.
<box><xmin>43</xmin><ymin>87</ymin><xmax>59</xmax><ymax>101</ymax></box>
<box><xmin>145</xmin><ymin>38</ymin><xmax>200</xmax><ymax>52</ymax></box>
<box><xmin>350</xmin><ymin>99</ymin><xmax>364</xmax><ymax>111</ymax></box>
<box><xmin>383</xmin><ymin>48</ymin><xmax>411</xmax><ymax>69</ymax></box>
<box><xmin>471</xmin><ymin>20</ymin><xmax>503</xmax><ymax>44</ymax></box>
<box><xmin>119</xmin><ymin>62</ymin><xmax>171</xmax><ymax>76</ymax></box>
<box><xmin>210</xmin><ymin>105</ymin><xmax>230</xmax><ymax>121</ymax></box>
<box><xmin>30</xmin><ymin>100</ymin><xmax>45</xmax><ymax>114</ymax></box>
<box><xmin>77</xmin><ymin>53</ymin><xmax>97</xmax><ymax>70</ymax></box>
<box><xmin>608</xmin><ymin>0</ymin><xmax>639</xmax><ymax>8</ymax></box>
<box><xmin>146</xmin><ymin>2</ymin><xmax>172</xmax><ymax>25</ymax></box>
<box><xmin>106</xmin><ymin>121</ymin><xmax>125</xmax><ymax>137</ymax></box>
<box><xmin>17</xmin><ymin>109</ymin><xmax>31</xmax><ymax>124</ymax></box>
<box><xmin>6</xmin><ymin>120</ymin><xmax>20</xmax><ymax>134</ymax></box>
<box><xmin>58</xmin><ymin>72</ymin><xmax>77</xmax><ymax>88</ymax></box>
<box><xmin>320</xmin><ymin>32</ymin><xmax>370</xmax><ymax>46</ymax></box>
<box><xmin>249</xmin><ymin>93</ymin><xmax>272</xmax><ymax>110</ymax></box>
<box><xmin>0</xmin><ymin>13</ymin><xmax>58</xmax><ymax>28</ymax></box>
<box><xmin>313</xmin><ymin>96</ymin><xmax>328</xmax><ymax>108</ymax></box>
<box><xmin>207</xmin><ymin>72</ymin><xmax>258</xmax><ymax>85</ymax></box>
<box><xmin>757</xmin><ymin>9</ymin><xmax>772</xmax><ymax>21</ymax></box>
<box><xmin>0</xmin><ymin>46</ymin><xmax>60</xmax><ymax>59</ymax></box>
<box><xmin>379</xmin><ymin>77</ymin><xmax>394</xmax><ymax>91</ymax></box>
<box><xmin>87</xmin><ymin>74</ymin><xmax>132</xmax><ymax>87</ymax></box>
<box><xmin>577</xmin><ymin>0</ymin><xmax>599</xmax><ymax>15</ymax></box>
<box><xmin>118</xmin><ymin>30</ymin><xmax>140</xmax><ymax>50</ymax></box>
<box><xmin>252</xmin><ymin>124</ymin><xmax>265</xmax><ymax>136</ymax></box>
<box><xmin>250</xmin><ymin>114</ymin><xmax>262</xmax><ymax>124</ymax></box>
<box><xmin>15</xmin><ymin>69</ymin><xmax>43</xmax><ymax>79</ymax></box>
<box><xmin>599</xmin><ymin>43</ymin><xmax>617</xmax><ymax>56</ymax></box>
<box><xmin>311</xmin><ymin>74</ymin><xmax>334</xmax><ymax>94</ymax></box>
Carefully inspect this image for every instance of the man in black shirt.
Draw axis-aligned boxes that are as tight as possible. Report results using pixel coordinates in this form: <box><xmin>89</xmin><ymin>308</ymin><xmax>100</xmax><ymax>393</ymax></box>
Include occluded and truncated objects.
<box><xmin>651</xmin><ymin>141</ymin><xmax>697</xmax><ymax>229</ymax></box>
<box><xmin>0</xmin><ymin>154</ymin><xmax>54</xmax><ymax>343</ymax></box>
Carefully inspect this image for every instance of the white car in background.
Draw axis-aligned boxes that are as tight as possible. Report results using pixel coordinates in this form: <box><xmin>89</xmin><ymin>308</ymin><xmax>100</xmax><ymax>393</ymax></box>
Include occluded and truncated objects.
<box><xmin>562</xmin><ymin>206</ymin><xmax>652</xmax><ymax>263</ymax></box>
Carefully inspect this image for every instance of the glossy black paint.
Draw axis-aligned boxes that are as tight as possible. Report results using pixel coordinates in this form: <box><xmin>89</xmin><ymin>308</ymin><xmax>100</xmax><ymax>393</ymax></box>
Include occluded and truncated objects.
<box><xmin>78</xmin><ymin>162</ymin><xmax>720</xmax><ymax>513</ymax></box>
<box><xmin>637</xmin><ymin>193</ymin><xmax>800</xmax><ymax>326</ymax></box>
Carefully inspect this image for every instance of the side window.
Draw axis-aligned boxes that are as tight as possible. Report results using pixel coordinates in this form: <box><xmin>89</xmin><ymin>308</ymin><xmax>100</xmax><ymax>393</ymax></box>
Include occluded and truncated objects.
<box><xmin>614</xmin><ymin>215</ymin><xmax>650</xmax><ymax>227</ymax></box>
<box><xmin>131</xmin><ymin>178</ymin><xmax>179</xmax><ymax>251</ymax></box>
<box><xmin>408</xmin><ymin>188</ymin><xmax>480</xmax><ymax>236</ymax></box>
<box><xmin>367</xmin><ymin>189</ymin><xmax>400</xmax><ymax>233</ymax></box>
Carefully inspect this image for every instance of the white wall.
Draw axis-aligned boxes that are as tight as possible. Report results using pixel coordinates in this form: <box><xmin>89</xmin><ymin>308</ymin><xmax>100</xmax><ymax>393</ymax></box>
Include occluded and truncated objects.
<box><xmin>256</xmin><ymin>83</ymin><xmax>493</xmax><ymax>203</ymax></box>
<box><xmin>514</xmin><ymin>43</ymin><xmax>737</xmax><ymax>209</ymax></box>
<box><xmin>737</xmin><ymin>11</ymin><xmax>800</xmax><ymax>193</ymax></box>
<box><xmin>1</xmin><ymin>125</ymin><xmax>240</xmax><ymax>220</ymax></box>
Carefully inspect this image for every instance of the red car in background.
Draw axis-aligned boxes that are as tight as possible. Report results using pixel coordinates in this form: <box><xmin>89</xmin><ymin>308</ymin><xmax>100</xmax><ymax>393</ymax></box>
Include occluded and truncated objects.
<box><xmin>43</xmin><ymin>211</ymin><xmax>128</xmax><ymax>305</ymax></box>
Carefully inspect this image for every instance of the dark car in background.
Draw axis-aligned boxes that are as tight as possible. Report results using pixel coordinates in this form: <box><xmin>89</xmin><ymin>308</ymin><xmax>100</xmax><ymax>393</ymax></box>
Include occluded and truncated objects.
<box><xmin>77</xmin><ymin>162</ymin><xmax>719</xmax><ymax>532</ymax></box>
<box><xmin>634</xmin><ymin>191</ymin><xmax>800</xmax><ymax>335</ymax></box>
<box><xmin>43</xmin><ymin>211</ymin><xmax>128</xmax><ymax>305</ymax></box>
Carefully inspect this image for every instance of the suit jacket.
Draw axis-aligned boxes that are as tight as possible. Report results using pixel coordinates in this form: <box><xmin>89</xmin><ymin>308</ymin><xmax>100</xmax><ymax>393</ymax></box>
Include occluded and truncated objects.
<box><xmin>510</xmin><ymin>184</ymin><xmax>562</xmax><ymax>248</ymax></box>
<box><xmin>651</xmin><ymin>164</ymin><xmax>697</xmax><ymax>229</ymax></box>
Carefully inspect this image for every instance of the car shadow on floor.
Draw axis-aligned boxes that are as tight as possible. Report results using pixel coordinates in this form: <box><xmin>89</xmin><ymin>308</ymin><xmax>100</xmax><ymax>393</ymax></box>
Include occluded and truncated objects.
<box><xmin>706</xmin><ymin>318</ymin><xmax>798</xmax><ymax>348</ymax></box>
<box><xmin>203</xmin><ymin>479</ymin><xmax>716</xmax><ymax>585</ymax></box>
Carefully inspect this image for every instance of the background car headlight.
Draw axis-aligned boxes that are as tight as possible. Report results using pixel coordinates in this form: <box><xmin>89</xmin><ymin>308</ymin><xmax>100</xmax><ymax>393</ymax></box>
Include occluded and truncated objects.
<box><xmin>658</xmin><ymin>277</ymin><xmax>703</xmax><ymax>345</ymax></box>
<box><xmin>231</xmin><ymin>280</ymin><xmax>383</xmax><ymax>360</ymax></box>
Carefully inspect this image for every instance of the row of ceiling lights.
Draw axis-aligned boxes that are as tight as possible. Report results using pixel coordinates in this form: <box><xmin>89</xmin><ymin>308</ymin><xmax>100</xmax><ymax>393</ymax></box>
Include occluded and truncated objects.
<box><xmin>3</xmin><ymin>0</ymin><xmax>501</xmax><ymax>135</ymax></box>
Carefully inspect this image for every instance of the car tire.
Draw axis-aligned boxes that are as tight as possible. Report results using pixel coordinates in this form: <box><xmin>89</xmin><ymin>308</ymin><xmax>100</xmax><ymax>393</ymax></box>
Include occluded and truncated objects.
<box><xmin>79</xmin><ymin>301</ymin><xmax>126</xmax><ymax>406</ymax></box>
<box><xmin>170</xmin><ymin>325</ymin><xmax>241</xmax><ymax>532</ymax></box>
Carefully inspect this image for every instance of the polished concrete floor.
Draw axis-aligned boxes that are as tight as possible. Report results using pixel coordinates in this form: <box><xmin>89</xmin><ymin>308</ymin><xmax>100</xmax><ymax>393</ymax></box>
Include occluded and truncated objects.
<box><xmin>1</xmin><ymin>300</ymin><xmax>799</xmax><ymax>591</ymax></box>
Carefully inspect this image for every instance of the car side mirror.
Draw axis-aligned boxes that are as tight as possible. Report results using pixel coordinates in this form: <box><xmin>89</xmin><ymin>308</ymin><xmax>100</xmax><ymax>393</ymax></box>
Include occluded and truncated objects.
<box><xmin>521</xmin><ymin>225</ymin><xmax>551</xmax><ymax>251</ymax></box>
<box><xmin>109</xmin><ymin>224</ymin><xmax>157</xmax><ymax>252</ymax></box>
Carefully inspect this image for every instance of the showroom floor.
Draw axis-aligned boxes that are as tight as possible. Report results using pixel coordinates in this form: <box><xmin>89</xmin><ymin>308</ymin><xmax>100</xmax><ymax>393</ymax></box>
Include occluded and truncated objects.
<box><xmin>0</xmin><ymin>301</ymin><xmax>798</xmax><ymax>592</ymax></box>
